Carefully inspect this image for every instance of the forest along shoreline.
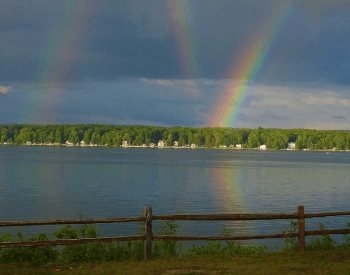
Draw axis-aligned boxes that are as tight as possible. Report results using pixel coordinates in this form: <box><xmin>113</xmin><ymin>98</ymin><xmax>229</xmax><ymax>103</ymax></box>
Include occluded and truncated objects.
<box><xmin>0</xmin><ymin>124</ymin><xmax>350</xmax><ymax>151</ymax></box>
<box><xmin>1</xmin><ymin>143</ymin><xmax>349</xmax><ymax>152</ymax></box>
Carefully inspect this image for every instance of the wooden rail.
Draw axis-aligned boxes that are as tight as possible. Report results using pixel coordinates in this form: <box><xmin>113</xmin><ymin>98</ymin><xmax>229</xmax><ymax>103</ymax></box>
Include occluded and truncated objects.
<box><xmin>1</xmin><ymin>205</ymin><xmax>350</xmax><ymax>261</ymax></box>
<box><xmin>0</xmin><ymin>217</ymin><xmax>145</xmax><ymax>227</ymax></box>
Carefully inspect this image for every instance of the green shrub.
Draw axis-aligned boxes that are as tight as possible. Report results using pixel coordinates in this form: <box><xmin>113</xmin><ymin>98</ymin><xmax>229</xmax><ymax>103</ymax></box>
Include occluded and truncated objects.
<box><xmin>337</xmin><ymin>221</ymin><xmax>350</xmax><ymax>250</ymax></box>
<box><xmin>0</xmin><ymin>230</ymin><xmax>59</xmax><ymax>266</ymax></box>
<box><xmin>184</xmin><ymin>226</ymin><xmax>267</xmax><ymax>257</ymax></box>
<box><xmin>281</xmin><ymin>220</ymin><xmax>298</xmax><ymax>251</ymax></box>
<box><xmin>134</xmin><ymin>208</ymin><xmax>183</xmax><ymax>259</ymax></box>
<box><xmin>306</xmin><ymin>223</ymin><xmax>337</xmax><ymax>251</ymax></box>
<box><xmin>281</xmin><ymin>220</ymin><xmax>350</xmax><ymax>252</ymax></box>
<box><xmin>1</xmin><ymin>214</ymin><xmax>347</xmax><ymax>266</ymax></box>
<box><xmin>52</xmin><ymin>224</ymin><xmax>108</xmax><ymax>263</ymax></box>
<box><xmin>152</xmin><ymin>220</ymin><xmax>183</xmax><ymax>259</ymax></box>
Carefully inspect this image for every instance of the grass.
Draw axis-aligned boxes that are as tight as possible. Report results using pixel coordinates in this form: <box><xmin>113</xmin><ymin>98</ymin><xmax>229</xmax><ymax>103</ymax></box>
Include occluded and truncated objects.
<box><xmin>0</xmin><ymin>215</ymin><xmax>349</xmax><ymax>274</ymax></box>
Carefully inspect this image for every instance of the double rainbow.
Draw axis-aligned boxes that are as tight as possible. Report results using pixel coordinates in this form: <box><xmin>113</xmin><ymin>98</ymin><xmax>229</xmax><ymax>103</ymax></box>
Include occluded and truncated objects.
<box><xmin>209</xmin><ymin>3</ymin><xmax>294</xmax><ymax>127</ymax></box>
<box><xmin>28</xmin><ymin>1</ymin><xmax>94</xmax><ymax>123</ymax></box>
<box><xmin>168</xmin><ymin>0</ymin><xmax>199</xmax><ymax>78</ymax></box>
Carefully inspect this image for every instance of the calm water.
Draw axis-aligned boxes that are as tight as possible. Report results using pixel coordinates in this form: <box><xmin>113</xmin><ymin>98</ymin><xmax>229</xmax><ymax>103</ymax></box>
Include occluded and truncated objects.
<box><xmin>0</xmin><ymin>146</ymin><xmax>350</xmax><ymax>251</ymax></box>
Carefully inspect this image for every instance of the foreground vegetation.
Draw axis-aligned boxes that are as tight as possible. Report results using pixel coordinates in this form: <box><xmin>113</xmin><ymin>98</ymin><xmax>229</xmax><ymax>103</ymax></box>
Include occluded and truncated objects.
<box><xmin>0</xmin><ymin>216</ymin><xmax>349</xmax><ymax>274</ymax></box>
<box><xmin>0</xmin><ymin>250</ymin><xmax>349</xmax><ymax>274</ymax></box>
<box><xmin>1</xmin><ymin>124</ymin><xmax>350</xmax><ymax>150</ymax></box>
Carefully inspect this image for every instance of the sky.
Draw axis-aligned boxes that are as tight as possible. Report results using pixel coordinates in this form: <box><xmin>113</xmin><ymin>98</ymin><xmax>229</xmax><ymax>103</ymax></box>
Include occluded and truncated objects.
<box><xmin>0</xmin><ymin>0</ymin><xmax>350</xmax><ymax>129</ymax></box>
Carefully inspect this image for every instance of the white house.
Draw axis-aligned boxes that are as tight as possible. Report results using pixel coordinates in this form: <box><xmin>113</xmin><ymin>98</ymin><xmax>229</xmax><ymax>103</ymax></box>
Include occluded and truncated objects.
<box><xmin>80</xmin><ymin>140</ymin><xmax>86</xmax><ymax>146</ymax></box>
<box><xmin>219</xmin><ymin>145</ymin><xmax>227</xmax><ymax>148</ymax></box>
<box><xmin>191</xmin><ymin>144</ymin><xmax>197</xmax><ymax>148</ymax></box>
<box><xmin>65</xmin><ymin>140</ymin><xmax>74</xmax><ymax>146</ymax></box>
<box><xmin>158</xmin><ymin>140</ymin><xmax>165</xmax><ymax>148</ymax></box>
<box><xmin>287</xmin><ymin>142</ymin><xmax>296</xmax><ymax>150</ymax></box>
<box><xmin>122</xmin><ymin>140</ymin><xmax>130</xmax><ymax>147</ymax></box>
<box><xmin>173</xmin><ymin>141</ymin><xmax>179</xmax><ymax>147</ymax></box>
<box><xmin>236</xmin><ymin>144</ymin><xmax>242</xmax><ymax>149</ymax></box>
<box><xmin>149</xmin><ymin>143</ymin><xmax>155</xmax><ymax>148</ymax></box>
<box><xmin>260</xmin><ymin>144</ymin><xmax>267</xmax><ymax>150</ymax></box>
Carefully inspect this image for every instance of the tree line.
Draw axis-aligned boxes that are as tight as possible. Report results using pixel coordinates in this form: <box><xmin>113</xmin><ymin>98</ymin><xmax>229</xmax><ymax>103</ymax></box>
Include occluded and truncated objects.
<box><xmin>0</xmin><ymin>124</ymin><xmax>350</xmax><ymax>150</ymax></box>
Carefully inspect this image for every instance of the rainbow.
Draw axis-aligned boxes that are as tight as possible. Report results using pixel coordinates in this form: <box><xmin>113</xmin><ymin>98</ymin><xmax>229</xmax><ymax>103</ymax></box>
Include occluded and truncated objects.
<box><xmin>167</xmin><ymin>0</ymin><xmax>199</xmax><ymax>77</ymax></box>
<box><xmin>208</xmin><ymin>166</ymin><xmax>260</xmax><ymax>245</ymax></box>
<box><xmin>26</xmin><ymin>1</ymin><xmax>94</xmax><ymax>124</ymax></box>
<box><xmin>209</xmin><ymin>3</ymin><xmax>294</xmax><ymax>127</ymax></box>
<box><xmin>209</xmin><ymin>167</ymin><xmax>245</xmax><ymax>214</ymax></box>
<box><xmin>167</xmin><ymin>1</ymin><xmax>201</xmax><ymax>95</ymax></box>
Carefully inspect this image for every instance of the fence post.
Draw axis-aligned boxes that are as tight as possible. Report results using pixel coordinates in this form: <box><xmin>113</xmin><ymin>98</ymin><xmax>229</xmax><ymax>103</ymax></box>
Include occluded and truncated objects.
<box><xmin>144</xmin><ymin>207</ymin><xmax>152</xmax><ymax>260</ymax></box>
<box><xmin>297</xmin><ymin>205</ymin><xmax>305</xmax><ymax>251</ymax></box>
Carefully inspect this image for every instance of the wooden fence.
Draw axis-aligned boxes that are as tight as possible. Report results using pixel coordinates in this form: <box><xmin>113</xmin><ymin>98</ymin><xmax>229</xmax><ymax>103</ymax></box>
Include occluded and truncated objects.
<box><xmin>1</xmin><ymin>205</ymin><xmax>350</xmax><ymax>261</ymax></box>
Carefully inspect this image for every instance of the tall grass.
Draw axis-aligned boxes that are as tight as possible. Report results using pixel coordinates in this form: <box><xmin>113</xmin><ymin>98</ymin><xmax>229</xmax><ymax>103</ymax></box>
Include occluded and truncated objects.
<box><xmin>184</xmin><ymin>227</ymin><xmax>267</xmax><ymax>256</ymax></box>
<box><xmin>0</xmin><ymin>214</ymin><xmax>349</xmax><ymax>266</ymax></box>
<box><xmin>281</xmin><ymin>220</ymin><xmax>350</xmax><ymax>252</ymax></box>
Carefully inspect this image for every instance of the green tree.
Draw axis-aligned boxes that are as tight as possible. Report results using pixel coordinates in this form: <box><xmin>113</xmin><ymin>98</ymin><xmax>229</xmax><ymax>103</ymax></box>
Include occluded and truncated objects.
<box><xmin>193</xmin><ymin>133</ymin><xmax>202</xmax><ymax>146</ymax></box>
<box><xmin>46</xmin><ymin>131</ymin><xmax>55</xmax><ymax>143</ymax></box>
<box><xmin>1</xmin><ymin>129</ymin><xmax>8</xmax><ymax>143</ymax></box>
<box><xmin>295</xmin><ymin>135</ymin><xmax>304</xmax><ymax>149</ymax></box>
<box><xmin>166</xmin><ymin>134</ymin><xmax>174</xmax><ymax>146</ymax></box>
<box><xmin>63</xmin><ymin>127</ymin><xmax>72</xmax><ymax>142</ymax></box>
<box><xmin>177</xmin><ymin>130</ymin><xmax>186</xmax><ymax>146</ymax></box>
<box><xmin>122</xmin><ymin>132</ymin><xmax>131</xmax><ymax>142</ymax></box>
<box><xmin>133</xmin><ymin>134</ymin><xmax>144</xmax><ymax>145</ymax></box>
<box><xmin>83</xmin><ymin>129</ymin><xmax>92</xmax><ymax>144</ymax></box>
<box><xmin>334</xmin><ymin>134</ymin><xmax>346</xmax><ymax>150</ymax></box>
<box><xmin>323</xmin><ymin>134</ymin><xmax>335</xmax><ymax>149</ymax></box>
<box><xmin>205</xmin><ymin>134</ymin><xmax>215</xmax><ymax>148</ymax></box>
<box><xmin>35</xmin><ymin>129</ymin><xmax>46</xmax><ymax>143</ymax></box>
<box><xmin>113</xmin><ymin>133</ymin><xmax>122</xmax><ymax>147</ymax></box>
<box><xmin>178</xmin><ymin>136</ymin><xmax>185</xmax><ymax>146</ymax></box>
<box><xmin>306</xmin><ymin>136</ymin><xmax>314</xmax><ymax>149</ymax></box>
<box><xmin>91</xmin><ymin>131</ymin><xmax>101</xmax><ymax>144</ymax></box>
<box><xmin>235</xmin><ymin>133</ymin><xmax>243</xmax><ymax>144</ymax></box>
<box><xmin>248</xmin><ymin>130</ymin><xmax>260</xmax><ymax>148</ymax></box>
<box><xmin>145</xmin><ymin>135</ymin><xmax>151</xmax><ymax>145</ymax></box>
<box><xmin>18</xmin><ymin>128</ymin><xmax>33</xmax><ymax>143</ymax></box>
<box><xmin>214</xmin><ymin>132</ymin><xmax>225</xmax><ymax>147</ymax></box>
<box><xmin>55</xmin><ymin>129</ymin><xmax>63</xmax><ymax>144</ymax></box>
<box><xmin>187</xmin><ymin>131</ymin><xmax>194</xmax><ymax>145</ymax></box>
<box><xmin>101</xmin><ymin>132</ymin><xmax>112</xmax><ymax>145</ymax></box>
<box><xmin>68</xmin><ymin>130</ymin><xmax>79</xmax><ymax>144</ymax></box>
<box><xmin>346</xmin><ymin>136</ymin><xmax>350</xmax><ymax>150</ymax></box>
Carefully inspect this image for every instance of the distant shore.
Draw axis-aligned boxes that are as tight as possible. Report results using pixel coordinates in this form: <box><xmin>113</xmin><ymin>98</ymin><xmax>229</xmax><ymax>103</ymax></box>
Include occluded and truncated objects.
<box><xmin>1</xmin><ymin>142</ymin><xmax>349</xmax><ymax>152</ymax></box>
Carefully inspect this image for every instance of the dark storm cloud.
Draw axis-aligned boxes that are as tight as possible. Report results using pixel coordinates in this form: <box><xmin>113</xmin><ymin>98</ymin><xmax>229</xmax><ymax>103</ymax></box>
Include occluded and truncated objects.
<box><xmin>1</xmin><ymin>0</ymin><xmax>350</xmax><ymax>85</ymax></box>
<box><xmin>1</xmin><ymin>0</ymin><xmax>350</xmax><ymax>128</ymax></box>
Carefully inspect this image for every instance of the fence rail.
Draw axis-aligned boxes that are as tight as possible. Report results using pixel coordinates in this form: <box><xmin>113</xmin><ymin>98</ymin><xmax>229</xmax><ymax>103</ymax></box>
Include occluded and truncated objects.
<box><xmin>152</xmin><ymin>213</ymin><xmax>299</xmax><ymax>220</ymax></box>
<box><xmin>0</xmin><ymin>217</ymin><xmax>145</xmax><ymax>227</ymax></box>
<box><xmin>1</xmin><ymin>205</ymin><xmax>350</xmax><ymax>261</ymax></box>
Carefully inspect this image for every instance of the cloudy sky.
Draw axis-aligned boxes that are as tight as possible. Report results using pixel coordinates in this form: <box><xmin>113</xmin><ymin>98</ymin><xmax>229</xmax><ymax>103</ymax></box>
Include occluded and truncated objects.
<box><xmin>1</xmin><ymin>0</ymin><xmax>350</xmax><ymax>129</ymax></box>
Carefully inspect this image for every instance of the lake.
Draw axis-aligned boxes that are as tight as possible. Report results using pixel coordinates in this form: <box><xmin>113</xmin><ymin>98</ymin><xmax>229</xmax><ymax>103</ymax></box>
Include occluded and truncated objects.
<box><xmin>0</xmin><ymin>146</ymin><xmax>349</xmax><ymax>251</ymax></box>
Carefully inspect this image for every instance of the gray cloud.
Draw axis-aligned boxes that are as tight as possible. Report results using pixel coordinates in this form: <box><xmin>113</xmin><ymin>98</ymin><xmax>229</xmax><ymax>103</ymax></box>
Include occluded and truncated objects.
<box><xmin>1</xmin><ymin>0</ymin><xmax>350</xmax><ymax>127</ymax></box>
<box><xmin>333</xmin><ymin>116</ymin><xmax>346</xmax><ymax>120</ymax></box>
<box><xmin>1</xmin><ymin>0</ymin><xmax>349</xmax><ymax>84</ymax></box>
<box><xmin>1</xmin><ymin>79</ymin><xmax>350</xmax><ymax>129</ymax></box>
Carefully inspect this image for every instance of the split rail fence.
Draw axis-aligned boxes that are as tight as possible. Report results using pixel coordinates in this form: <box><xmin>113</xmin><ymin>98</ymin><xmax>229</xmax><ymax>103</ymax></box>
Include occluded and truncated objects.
<box><xmin>1</xmin><ymin>205</ymin><xmax>350</xmax><ymax>261</ymax></box>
